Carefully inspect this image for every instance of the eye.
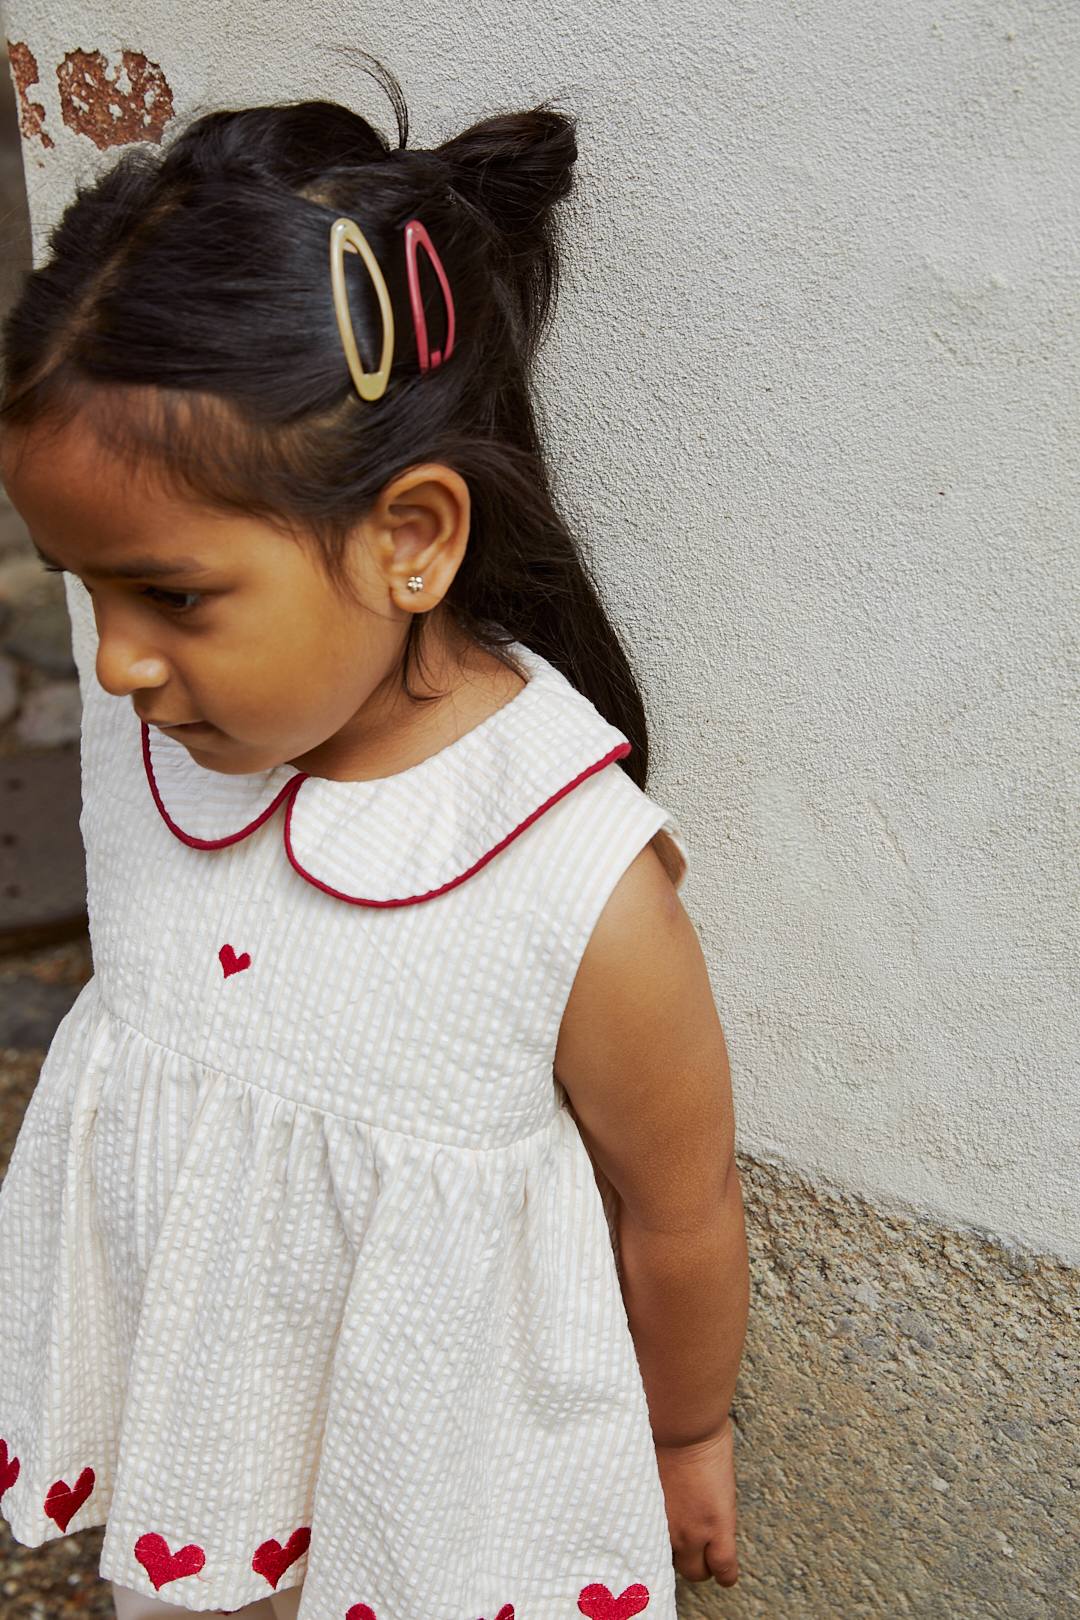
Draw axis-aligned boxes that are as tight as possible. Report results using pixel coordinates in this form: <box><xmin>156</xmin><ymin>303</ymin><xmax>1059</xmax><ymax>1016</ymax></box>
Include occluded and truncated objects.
<box><xmin>37</xmin><ymin>561</ymin><xmax>200</xmax><ymax>615</ymax></box>
<box><xmin>141</xmin><ymin>586</ymin><xmax>203</xmax><ymax>616</ymax></box>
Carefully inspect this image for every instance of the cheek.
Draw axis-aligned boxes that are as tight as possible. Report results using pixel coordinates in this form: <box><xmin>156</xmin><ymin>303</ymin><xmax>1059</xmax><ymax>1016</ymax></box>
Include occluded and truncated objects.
<box><xmin>287</xmin><ymin>609</ymin><xmax>355</xmax><ymax>685</ymax></box>
<box><xmin>264</xmin><ymin>613</ymin><xmax>361</xmax><ymax>718</ymax></box>
<box><xmin>209</xmin><ymin>578</ymin><xmax>362</xmax><ymax>727</ymax></box>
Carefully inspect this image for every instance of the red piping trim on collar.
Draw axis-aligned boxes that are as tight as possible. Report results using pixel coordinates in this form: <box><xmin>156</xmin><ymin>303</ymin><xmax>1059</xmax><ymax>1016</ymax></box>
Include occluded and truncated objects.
<box><xmin>281</xmin><ymin>741</ymin><xmax>633</xmax><ymax>908</ymax></box>
<box><xmin>141</xmin><ymin>721</ymin><xmax>308</xmax><ymax>850</ymax></box>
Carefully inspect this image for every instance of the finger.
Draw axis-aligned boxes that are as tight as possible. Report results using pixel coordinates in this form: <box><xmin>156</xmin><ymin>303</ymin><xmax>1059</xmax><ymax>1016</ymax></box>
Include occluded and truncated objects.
<box><xmin>707</xmin><ymin>1533</ymin><xmax>741</xmax><ymax>1586</ymax></box>
<box><xmin>710</xmin><ymin>1555</ymin><xmax>740</xmax><ymax>1587</ymax></box>
<box><xmin>672</xmin><ymin>1542</ymin><xmax>713</xmax><ymax>1584</ymax></box>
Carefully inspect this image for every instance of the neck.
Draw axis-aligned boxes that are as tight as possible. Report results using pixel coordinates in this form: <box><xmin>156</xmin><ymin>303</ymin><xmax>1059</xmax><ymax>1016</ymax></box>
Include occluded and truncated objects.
<box><xmin>290</xmin><ymin>615</ymin><xmax>524</xmax><ymax>784</ymax></box>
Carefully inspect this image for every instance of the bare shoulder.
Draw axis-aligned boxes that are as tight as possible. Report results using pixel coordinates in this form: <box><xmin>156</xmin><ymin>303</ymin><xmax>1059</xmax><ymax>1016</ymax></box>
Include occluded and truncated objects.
<box><xmin>554</xmin><ymin>838</ymin><xmax>693</xmax><ymax>1069</ymax></box>
<box><xmin>553</xmin><ymin>839</ymin><xmax>735</xmax><ymax>1227</ymax></box>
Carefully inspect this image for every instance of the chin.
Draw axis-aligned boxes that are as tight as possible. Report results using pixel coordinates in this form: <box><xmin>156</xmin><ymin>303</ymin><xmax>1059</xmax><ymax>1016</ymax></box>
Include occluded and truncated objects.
<box><xmin>180</xmin><ymin>735</ymin><xmax>277</xmax><ymax>775</ymax></box>
<box><xmin>207</xmin><ymin>757</ymin><xmax>283</xmax><ymax>778</ymax></box>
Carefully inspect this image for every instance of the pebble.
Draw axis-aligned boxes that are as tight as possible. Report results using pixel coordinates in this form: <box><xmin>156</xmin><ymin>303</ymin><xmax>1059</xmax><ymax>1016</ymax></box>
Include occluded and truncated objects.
<box><xmin>3</xmin><ymin>599</ymin><xmax>77</xmax><ymax>677</ymax></box>
<box><xmin>0</xmin><ymin>977</ymin><xmax>83</xmax><ymax>1049</ymax></box>
<box><xmin>15</xmin><ymin>679</ymin><xmax>82</xmax><ymax>746</ymax></box>
<box><xmin>0</xmin><ymin>555</ymin><xmax>55</xmax><ymax>612</ymax></box>
<box><xmin>0</xmin><ymin>502</ymin><xmax>31</xmax><ymax>565</ymax></box>
<box><xmin>0</xmin><ymin>652</ymin><xmax>18</xmax><ymax>724</ymax></box>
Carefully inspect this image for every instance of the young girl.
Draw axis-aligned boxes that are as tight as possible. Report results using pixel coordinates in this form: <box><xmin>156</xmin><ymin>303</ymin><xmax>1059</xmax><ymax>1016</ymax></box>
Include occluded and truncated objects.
<box><xmin>0</xmin><ymin>55</ymin><xmax>748</xmax><ymax>1620</ymax></box>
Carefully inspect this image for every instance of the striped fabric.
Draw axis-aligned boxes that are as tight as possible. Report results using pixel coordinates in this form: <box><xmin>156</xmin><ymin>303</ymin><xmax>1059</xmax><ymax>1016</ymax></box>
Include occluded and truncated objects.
<box><xmin>0</xmin><ymin>575</ymin><xmax>689</xmax><ymax>1619</ymax></box>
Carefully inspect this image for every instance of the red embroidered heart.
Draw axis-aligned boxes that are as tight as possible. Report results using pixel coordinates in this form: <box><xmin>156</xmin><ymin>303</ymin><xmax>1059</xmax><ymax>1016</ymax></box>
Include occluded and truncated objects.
<box><xmin>483</xmin><ymin>1608</ymin><xmax>514</xmax><ymax>1620</ymax></box>
<box><xmin>346</xmin><ymin>1608</ymin><xmax>377</xmax><ymax>1620</ymax></box>
<box><xmin>577</xmin><ymin>1583</ymin><xmax>650</xmax><ymax>1620</ymax></box>
<box><xmin>134</xmin><ymin>1531</ymin><xmax>206</xmax><ymax>1590</ymax></box>
<box><xmin>0</xmin><ymin>1438</ymin><xmax>20</xmax><ymax>1499</ymax></box>
<box><xmin>43</xmin><ymin>1466</ymin><xmax>94</xmax><ymax>1531</ymax></box>
<box><xmin>219</xmin><ymin>943</ymin><xmax>251</xmax><ymax>978</ymax></box>
<box><xmin>253</xmin><ymin>1526</ymin><xmax>311</xmax><ymax>1588</ymax></box>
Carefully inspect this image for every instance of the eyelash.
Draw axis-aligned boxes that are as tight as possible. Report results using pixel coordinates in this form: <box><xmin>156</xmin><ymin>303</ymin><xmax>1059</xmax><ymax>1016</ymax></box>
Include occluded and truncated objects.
<box><xmin>144</xmin><ymin>588</ymin><xmax>203</xmax><ymax>616</ymax></box>
<box><xmin>39</xmin><ymin>562</ymin><xmax>203</xmax><ymax>617</ymax></box>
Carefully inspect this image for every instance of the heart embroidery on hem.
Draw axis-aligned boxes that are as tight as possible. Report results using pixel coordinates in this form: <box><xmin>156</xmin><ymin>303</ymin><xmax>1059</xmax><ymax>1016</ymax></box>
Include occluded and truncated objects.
<box><xmin>43</xmin><ymin>1466</ymin><xmax>95</xmax><ymax>1531</ymax></box>
<box><xmin>577</xmin><ymin>1583</ymin><xmax>651</xmax><ymax>1620</ymax></box>
<box><xmin>0</xmin><ymin>1438</ymin><xmax>19</xmax><ymax>1499</ymax></box>
<box><xmin>134</xmin><ymin>1531</ymin><xmax>206</xmax><ymax>1589</ymax></box>
<box><xmin>219</xmin><ymin>943</ymin><xmax>251</xmax><ymax>978</ymax></box>
<box><xmin>344</xmin><ymin>1602</ymin><xmax>514</xmax><ymax>1620</ymax></box>
<box><xmin>252</xmin><ymin>1526</ymin><xmax>311</xmax><ymax>1587</ymax></box>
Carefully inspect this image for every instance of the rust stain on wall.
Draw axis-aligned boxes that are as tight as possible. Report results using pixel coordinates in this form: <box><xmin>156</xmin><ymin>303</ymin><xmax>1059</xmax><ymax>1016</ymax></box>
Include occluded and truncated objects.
<box><xmin>7</xmin><ymin>41</ymin><xmax>55</xmax><ymax>149</ymax></box>
<box><xmin>57</xmin><ymin>48</ymin><xmax>173</xmax><ymax>148</ymax></box>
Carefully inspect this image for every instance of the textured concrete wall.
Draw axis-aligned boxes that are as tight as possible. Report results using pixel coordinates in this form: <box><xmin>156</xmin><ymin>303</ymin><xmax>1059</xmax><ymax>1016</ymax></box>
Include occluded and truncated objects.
<box><xmin>716</xmin><ymin>1157</ymin><xmax>1078</xmax><ymax>1619</ymax></box>
<box><xmin>1</xmin><ymin>1</ymin><xmax>1076</xmax><ymax>1276</ymax></box>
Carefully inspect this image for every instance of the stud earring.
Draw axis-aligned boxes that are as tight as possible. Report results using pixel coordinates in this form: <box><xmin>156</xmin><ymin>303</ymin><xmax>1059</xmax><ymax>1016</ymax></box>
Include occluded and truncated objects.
<box><xmin>406</xmin><ymin>575</ymin><xmax>424</xmax><ymax>594</ymax></box>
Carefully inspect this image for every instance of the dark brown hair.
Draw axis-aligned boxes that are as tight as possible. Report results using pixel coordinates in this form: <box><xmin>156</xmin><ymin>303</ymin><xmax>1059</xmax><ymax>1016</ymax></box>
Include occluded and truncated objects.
<box><xmin>0</xmin><ymin>52</ymin><xmax>655</xmax><ymax>787</ymax></box>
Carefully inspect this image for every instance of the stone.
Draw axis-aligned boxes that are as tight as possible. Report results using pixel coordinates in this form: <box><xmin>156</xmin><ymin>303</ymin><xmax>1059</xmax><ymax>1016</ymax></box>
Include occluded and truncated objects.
<box><xmin>0</xmin><ymin>554</ymin><xmax>55</xmax><ymax>611</ymax></box>
<box><xmin>0</xmin><ymin>653</ymin><xmax>18</xmax><ymax>724</ymax></box>
<box><xmin>0</xmin><ymin>501</ymin><xmax>32</xmax><ymax>565</ymax></box>
<box><xmin>15</xmin><ymin>679</ymin><xmax>82</xmax><ymax>746</ymax></box>
<box><xmin>0</xmin><ymin>974</ymin><xmax>82</xmax><ymax>1050</ymax></box>
<box><xmin>0</xmin><ymin>747</ymin><xmax>87</xmax><ymax>945</ymax></box>
<box><xmin>2</xmin><ymin>598</ymin><xmax>76</xmax><ymax>676</ymax></box>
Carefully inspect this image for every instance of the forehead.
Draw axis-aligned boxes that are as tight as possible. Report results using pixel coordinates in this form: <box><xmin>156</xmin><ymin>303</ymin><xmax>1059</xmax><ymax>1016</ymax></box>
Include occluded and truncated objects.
<box><xmin>0</xmin><ymin>414</ymin><xmax>273</xmax><ymax>572</ymax></box>
<box><xmin>2</xmin><ymin>414</ymin><xmax>193</xmax><ymax>532</ymax></box>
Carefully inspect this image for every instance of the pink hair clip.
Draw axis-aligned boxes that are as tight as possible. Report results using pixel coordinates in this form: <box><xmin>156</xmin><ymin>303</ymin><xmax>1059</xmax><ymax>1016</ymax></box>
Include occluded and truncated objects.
<box><xmin>404</xmin><ymin>219</ymin><xmax>456</xmax><ymax>373</ymax></box>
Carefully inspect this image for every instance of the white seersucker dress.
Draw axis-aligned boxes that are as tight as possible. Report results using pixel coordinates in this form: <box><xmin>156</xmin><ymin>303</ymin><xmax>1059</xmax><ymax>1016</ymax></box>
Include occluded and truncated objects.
<box><xmin>0</xmin><ymin>574</ymin><xmax>690</xmax><ymax>1620</ymax></box>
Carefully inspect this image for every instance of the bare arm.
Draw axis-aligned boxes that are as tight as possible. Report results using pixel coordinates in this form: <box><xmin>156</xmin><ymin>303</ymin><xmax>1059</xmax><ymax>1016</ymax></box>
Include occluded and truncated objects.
<box><xmin>554</xmin><ymin>840</ymin><xmax>749</xmax><ymax>1448</ymax></box>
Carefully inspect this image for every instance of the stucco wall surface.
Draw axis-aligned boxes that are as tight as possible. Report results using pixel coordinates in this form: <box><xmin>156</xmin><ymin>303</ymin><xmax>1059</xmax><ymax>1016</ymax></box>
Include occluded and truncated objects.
<box><xmin>3</xmin><ymin>2</ymin><xmax>1078</xmax><ymax>1262</ymax></box>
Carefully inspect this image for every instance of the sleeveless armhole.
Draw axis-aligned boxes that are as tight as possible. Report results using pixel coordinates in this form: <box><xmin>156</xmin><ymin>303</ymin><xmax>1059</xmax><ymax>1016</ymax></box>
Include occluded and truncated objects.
<box><xmin>540</xmin><ymin>759</ymin><xmax>690</xmax><ymax>1051</ymax></box>
<box><xmin>649</xmin><ymin>822</ymin><xmax>689</xmax><ymax>892</ymax></box>
<box><xmin>535</xmin><ymin>760</ymin><xmax>690</xmax><ymax>1271</ymax></box>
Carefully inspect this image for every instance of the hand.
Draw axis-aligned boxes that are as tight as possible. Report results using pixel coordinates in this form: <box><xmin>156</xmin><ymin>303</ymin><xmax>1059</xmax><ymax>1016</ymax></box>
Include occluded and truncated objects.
<box><xmin>654</xmin><ymin>1414</ymin><xmax>740</xmax><ymax>1587</ymax></box>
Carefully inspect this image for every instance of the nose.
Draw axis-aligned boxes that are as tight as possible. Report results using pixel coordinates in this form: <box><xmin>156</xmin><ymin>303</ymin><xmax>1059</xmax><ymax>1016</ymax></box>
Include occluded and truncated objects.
<box><xmin>93</xmin><ymin>604</ymin><xmax>170</xmax><ymax>699</ymax></box>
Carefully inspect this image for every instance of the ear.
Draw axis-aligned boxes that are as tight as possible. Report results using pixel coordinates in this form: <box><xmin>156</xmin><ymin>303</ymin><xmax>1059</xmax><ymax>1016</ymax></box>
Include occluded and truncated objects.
<box><xmin>370</xmin><ymin>463</ymin><xmax>471</xmax><ymax>613</ymax></box>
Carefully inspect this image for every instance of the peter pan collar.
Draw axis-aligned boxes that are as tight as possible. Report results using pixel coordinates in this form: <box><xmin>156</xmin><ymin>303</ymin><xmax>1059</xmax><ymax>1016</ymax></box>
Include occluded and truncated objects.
<box><xmin>141</xmin><ymin>639</ymin><xmax>631</xmax><ymax>908</ymax></box>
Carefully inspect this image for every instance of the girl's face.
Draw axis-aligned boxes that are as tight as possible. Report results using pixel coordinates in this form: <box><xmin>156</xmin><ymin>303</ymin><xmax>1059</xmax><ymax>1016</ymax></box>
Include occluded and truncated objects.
<box><xmin>0</xmin><ymin>414</ymin><xmax>472</xmax><ymax>779</ymax></box>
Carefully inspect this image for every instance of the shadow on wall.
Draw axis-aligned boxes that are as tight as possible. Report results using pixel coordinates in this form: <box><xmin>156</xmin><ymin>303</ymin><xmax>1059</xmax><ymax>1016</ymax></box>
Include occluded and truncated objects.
<box><xmin>0</xmin><ymin>47</ymin><xmax>31</xmax><ymax>303</ymax></box>
<box><xmin>0</xmin><ymin>46</ymin><xmax>87</xmax><ymax>951</ymax></box>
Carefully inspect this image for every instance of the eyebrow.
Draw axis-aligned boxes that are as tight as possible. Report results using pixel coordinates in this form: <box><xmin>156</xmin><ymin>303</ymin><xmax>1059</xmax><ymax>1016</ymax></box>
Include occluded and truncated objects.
<box><xmin>31</xmin><ymin>539</ymin><xmax>217</xmax><ymax>581</ymax></box>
